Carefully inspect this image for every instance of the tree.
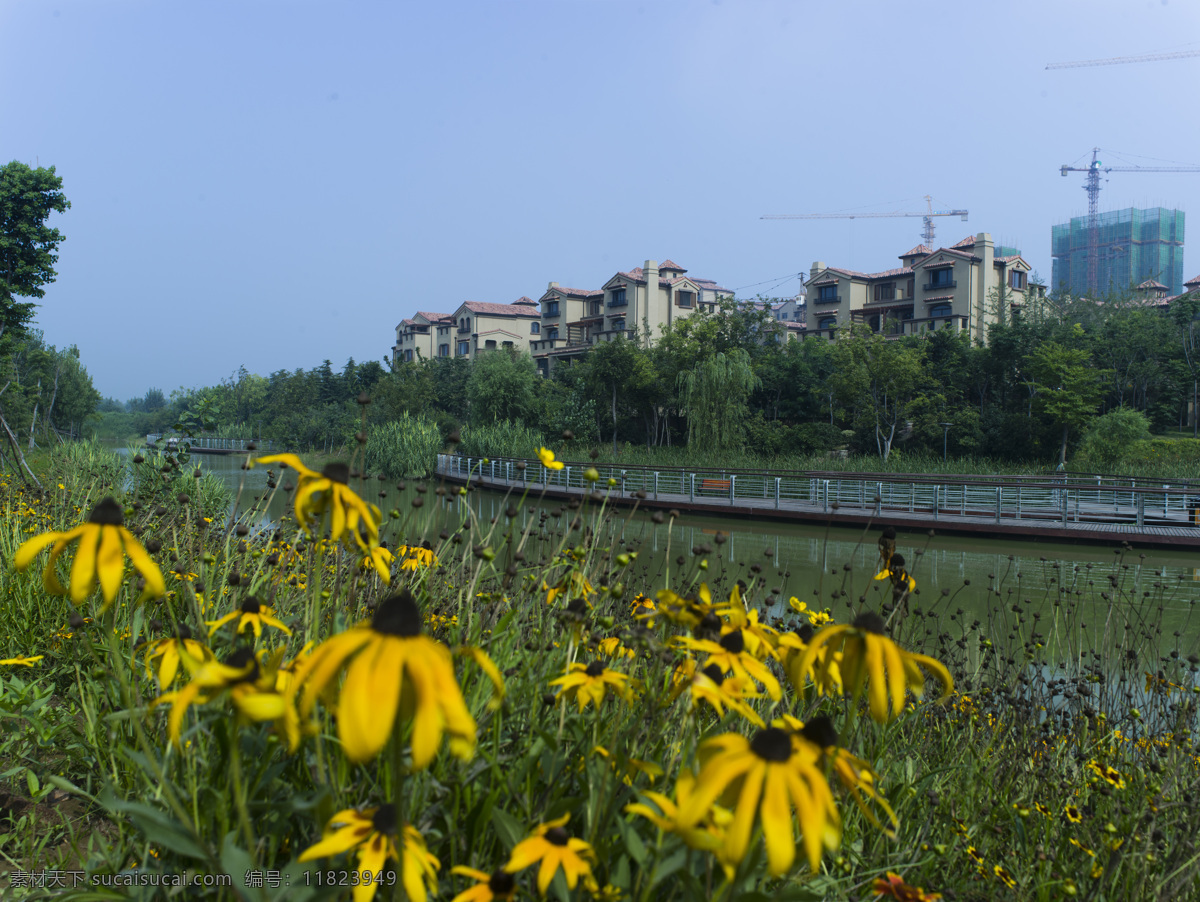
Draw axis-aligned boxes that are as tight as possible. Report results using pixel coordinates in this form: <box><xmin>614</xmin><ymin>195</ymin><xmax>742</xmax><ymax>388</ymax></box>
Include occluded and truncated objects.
<box><xmin>0</xmin><ymin>162</ymin><xmax>70</xmax><ymax>336</ymax></box>
<box><xmin>676</xmin><ymin>349</ymin><xmax>759</xmax><ymax>451</ymax></box>
<box><xmin>466</xmin><ymin>350</ymin><xmax>537</xmax><ymax>424</ymax></box>
<box><xmin>1169</xmin><ymin>294</ymin><xmax>1200</xmax><ymax>437</ymax></box>
<box><xmin>583</xmin><ymin>335</ymin><xmax>655</xmax><ymax>453</ymax></box>
<box><xmin>829</xmin><ymin>327</ymin><xmax>926</xmax><ymax>461</ymax></box>
<box><xmin>1025</xmin><ymin>342</ymin><xmax>1107</xmax><ymax>466</ymax></box>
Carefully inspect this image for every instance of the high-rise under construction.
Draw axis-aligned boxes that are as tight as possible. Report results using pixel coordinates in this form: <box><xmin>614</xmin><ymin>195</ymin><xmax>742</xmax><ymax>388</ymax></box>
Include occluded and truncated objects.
<box><xmin>1050</xmin><ymin>207</ymin><xmax>1185</xmax><ymax>298</ymax></box>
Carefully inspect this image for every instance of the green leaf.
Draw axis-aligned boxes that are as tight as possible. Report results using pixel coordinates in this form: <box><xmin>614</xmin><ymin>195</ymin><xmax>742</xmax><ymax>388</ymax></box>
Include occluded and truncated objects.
<box><xmin>220</xmin><ymin>831</ymin><xmax>259</xmax><ymax>901</ymax></box>
<box><xmin>647</xmin><ymin>846</ymin><xmax>688</xmax><ymax>889</ymax></box>
<box><xmin>490</xmin><ymin>805</ymin><xmax>524</xmax><ymax>851</ymax></box>
<box><xmin>614</xmin><ymin>814</ymin><xmax>648</xmax><ymax>865</ymax></box>
<box><xmin>101</xmin><ymin>789</ymin><xmax>210</xmax><ymax>862</ymax></box>
<box><xmin>25</xmin><ymin>768</ymin><xmax>40</xmax><ymax>797</ymax></box>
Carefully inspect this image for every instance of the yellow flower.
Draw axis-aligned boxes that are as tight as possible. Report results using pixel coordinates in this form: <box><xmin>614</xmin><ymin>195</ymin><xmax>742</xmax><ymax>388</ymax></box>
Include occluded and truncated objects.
<box><xmin>873</xmin><ymin>553</ymin><xmax>915</xmax><ymax>594</ymax></box>
<box><xmin>14</xmin><ymin>497</ymin><xmax>166</xmax><ymax>610</ymax></box>
<box><xmin>455</xmin><ymin>645</ymin><xmax>506</xmax><ymax>711</ymax></box>
<box><xmin>655</xmin><ymin>586</ymin><xmax>717</xmax><ymax>628</ymax></box>
<box><xmin>626</xmin><ymin>769</ymin><xmax>734</xmax><ymax>873</ymax></box>
<box><xmin>673</xmin><ymin>629</ymin><xmax>782</xmax><ymax>701</ymax></box>
<box><xmin>596</xmin><ymin>637</ymin><xmax>635</xmax><ymax>660</ymax></box>
<box><xmin>206</xmin><ymin>597</ymin><xmax>292</xmax><ymax>639</ymax></box>
<box><xmin>545</xmin><ymin>571</ymin><xmax>593</xmax><ymax>606</ymax></box>
<box><xmin>360</xmin><ymin>545</ymin><xmax>394</xmax><ymax>582</ymax></box>
<box><xmin>872</xmin><ymin>871</ymin><xmax>941</xmax><ymax>901</ymax></box>
<box><xmin>713</xmin><ymin>584</ymin><xmax>779</xmax><ymax>658</ymax></box>
<box><xmin>450</xmin><ymin>867</ymin><xmax>517</xmax><ymax>902</ymax></box>
<box><xmin>776</xmin><ymin>629</ymin><xmax>843</xmax><ymax>697</ymax></box>
<box><xmin>505</xmin><ymin>814</ymin><xmax>595</xmax><ymax>896</ymax></box>
<box><xmin>142</xmin><ymin>627</ymin><xmax>213</xmax><ymax>686</ymax></box>
<box><xmin>299</xmin><ymin>805</ymin><xmax>439</xmax><ymax>902</ymax></box>
<box><xmin>253</xmin><ymin>455</ymin><xmax>379</xmax><ymax>550</ymax></box>
<box><xmin>397</xmin><ymin>543</ymin><xmax>437</xmax><ymax>570</ymax></box>
<box><xmin>153</xmin><ymin>647</ymin><xmax>293</xmax><ymax>750</ymax></box>
<box><xmin>0</xmin><ymin>655</ymin><xmax>44</xmax><ymax>666</ymax></box>
<box><xmin>793</xmin><ymin>612</ymin><xmax>952</xmax><ymax>722</ymax></box>
<box><xmin>788</xmin><ymin>597</ymin><xmax>833</xmax><ymax>627</ymax></box>
<box><xmin>679</xmin><ymin>728</ymin><xmax>841</xmax><ymax>875</ymax></box>
<box><xmin>536</xmin><ymin>447</ymin><xmax>565</xmax><ymax>470</ymax></box>
<box><xmin>877</xmin><ymin>527</ymin><xmax>896</xmax><ymax>569</ymax></box>
<box><xmin>549</xmin><ymin>661</ymin><xmax>633</xmax><ymax>712</ymax></box>
<box><xmin>670</xmin><ymin>659</ymin><xmax>764</xmax><ymax>727</ymax></box>
<box><xmin>290</xmin><ymin>590</ymin><xmax>476</xmax><ymax>766</ymax></box>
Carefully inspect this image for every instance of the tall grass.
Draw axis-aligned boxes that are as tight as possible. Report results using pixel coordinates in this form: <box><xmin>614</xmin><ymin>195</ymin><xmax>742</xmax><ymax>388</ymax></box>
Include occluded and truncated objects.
<box><xmin>458</xmin><ymin>419</ymin><xmax>544</xmax><ymax>460</ymax></box>
<box><xmin>364</xmin><ymin>412</ymin><xmax>444</xmax><ymax>477</ymax></box>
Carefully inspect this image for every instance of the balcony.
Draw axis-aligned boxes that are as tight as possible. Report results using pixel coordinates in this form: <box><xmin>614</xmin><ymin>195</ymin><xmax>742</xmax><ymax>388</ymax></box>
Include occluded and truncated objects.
<box><xmin>923</xmin><ymin>280</ymin><xmax>956</xmax><ymax>291</ymax></box>
<box><xmin>812</xmin><ymin>294</ymin><xmax>840</xmax><ymax>305</ymax></box>
<box><xmin>457</xmin><ymin>325</ymin><xmax>471</xmax><ymax>334</ymax></box>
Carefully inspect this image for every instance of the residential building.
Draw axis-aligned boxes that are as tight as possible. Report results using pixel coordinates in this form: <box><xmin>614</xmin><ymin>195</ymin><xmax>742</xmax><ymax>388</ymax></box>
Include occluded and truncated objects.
<box><xmin>529</xmin><ymin>259</ymin><xmax>730</xmax><ymax>372</ymax></box>
<box><xmin>392</xmin><ymin>311</ymin><xmax>452</xmax><ymax>364</ymax></box>
<box><xmin>445</xmin><ymin>297</ymin><xmax>541</xmax><ymax>361</ymax></box>
<box><xmin>1051</xmin><ymin>207</ymin><xmax>1185</xmax><ymax>297</ymax></box>
<box><xmin>803</xmin><ymin>233</ymin><xmax>1035</xmax><ymax>342</ymax></box>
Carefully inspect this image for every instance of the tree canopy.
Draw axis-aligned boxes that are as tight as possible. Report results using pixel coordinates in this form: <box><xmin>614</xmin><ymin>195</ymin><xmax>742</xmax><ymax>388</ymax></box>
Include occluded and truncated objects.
<box><xmin>0</xmin><ymin>162</ymin><xmax>70</xmax><ymax>336</ymax></box>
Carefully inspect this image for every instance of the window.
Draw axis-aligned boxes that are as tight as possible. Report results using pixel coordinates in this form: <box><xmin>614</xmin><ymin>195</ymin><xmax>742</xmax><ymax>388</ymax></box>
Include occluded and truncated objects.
<box><xmin>610</xmin><ymin>288</ymin><xmax>627</xmax><ymax>307</ymax></box>
<box><xmin>816</xmin><ymin>284</ymin><xmax>838</xmax><ymax>302</ymax></box>
<box><xmin>545</xmin><ymin>301</ymin><xmax>560</xmax><ymax>316</ymax></box>
<box><xmin>547</xmin><ymin>328</ymin><xmax>559</xmax><ymax>340</ymax></box>
<box><xmin>531</xmin><ymin>321</ymin><xmax>540</xmax><ymax>334</ymax></box>
<box><xmin>818</xmin><ymin>316</ymin><xmax>837</xmax><ymax>329</ymax></box>
<box><xmin>439</xmin><ymin>344</ymin><xmax>450</xmax><ymax>357</ymax></box>
<box><xmin>503</xmin><ymin>341</ymin><xmax>513</xmax><ymax>348</ymax></box>
<box><xmin>612</xmin><ymin>318</ymin><xmax>625</xmax><ymax>332</ymax></box>
<box><xmin>1008</xmin><ymin>270</ymin><xmax>1026</xmax><ymax>290</ymax></box>
<box><xmin>873</xmin><ymin>282</ymin><xmax>895</xmax><ymax>302</ymax></box>
<box><xmin>485</xmin><ymin>340</ymin><xmax>497</xmax><ymax>349</ymax></box>
<box><xmin>676</xmin><ymin>291</ymin><xmax>694</xmax><ymax>308</ymax></box>
<box><xmin>404</xmin><ymin>350</ymin><xmax>413</xmax><ymax>362</ymax></box>
<box><xmin>457</xmin><ymin>341</ymin><xmax>470</xmax><ymax>356</ymax></box>
<box><xmin>780</xmin><ymin>311</ymin><xmax>789</xmax><ymax>320</ymax></box>
<box><xmin>928</xmin><ymin>267</ymin><xmax>954</xmax><ymax>287</ymax></box>
<box><xmin>929</xmin><ymin>303</ymin><xmax>952</xmax><ymax>318</ymax></box>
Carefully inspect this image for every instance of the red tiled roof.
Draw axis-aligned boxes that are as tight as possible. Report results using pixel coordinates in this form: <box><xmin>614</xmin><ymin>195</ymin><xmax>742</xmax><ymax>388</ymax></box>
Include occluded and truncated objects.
<box><xmin>951</xmin><ymin>236</ymin><xmax>976</xmax><ymax>249</ymax></box>
<box><xmin>900</xmin><ymin>245</ymin><xmax>933</xmax><ymax>257</ymax></box>
<box><xmin>866</xmin><ymin>266</ymin><xmax>912</xmax><ymax>280</ymax></box>
<box><xmin>1185</xmin><ymin>274</ymin><xmax>1200</xmax><ymax>287</ymax></box>
<box><xmin>923</xmin><ymin>295</ymin><xmax>956</xmax><ymax>302</ymax></box>
<box><xmin>513</xmin><ymin>296</ymin><xmax>538</xmax><ymax>306</ymax></box>
<box><xmin>1136</xmin><ymin>279</ymin><xmax>1169</xmax><ymax>290</ymax></box>
<box><xmin>993</xmin><ymin>255</ymin><xmax>1025</xmax><ymax>265</ymax></box>
<box><xmin>546</xmin><ymin>286</ymin><xmax>602</xmax><ymax>299</ymax></box>
<box><xmin>659</xmin><ymin>259</ymin><xmax>687</xmax><ymax>272</ymax></box>
<box><xmin>824</xmin><ymin>266</ymin><xmax>872</xmax><ymax>279</ymax></box>
<box><xmin>416</xmin><ymin>311</ymin><xmax>452</xmax><ymax>322</ymax></box>
<box><xmin>461</xmin><ymin>301</ymin><xmax>540</xmax><ymax>318</ymax></box>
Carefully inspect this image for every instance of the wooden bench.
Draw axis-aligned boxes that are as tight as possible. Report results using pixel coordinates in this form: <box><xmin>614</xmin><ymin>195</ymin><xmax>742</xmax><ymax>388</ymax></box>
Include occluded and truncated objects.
<box><xmin>698</xmin><ymin>478</ymin><xmax>732</xmax><ymax>495</ymax></box>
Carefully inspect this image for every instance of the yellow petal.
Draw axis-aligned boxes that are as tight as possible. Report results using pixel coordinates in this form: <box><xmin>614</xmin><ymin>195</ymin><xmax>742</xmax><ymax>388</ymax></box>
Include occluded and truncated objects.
<box><xmin>13</xmin><ymin>530</ymin><xmax>63</xmax><ymax>571</ymax></box>
<box><xmin>69</xmin><ymin>524</ymin><xmax>102</xmax><ymax>604</ymax></box>
<box><xmin>121</xmin><ymin>528</ymin><xmax>166</xmax><ymax>601</ymax></box>
<box><xmin>338</xmin><ymin>637</ymin><xmax>402</xmax><ymax>763</ymax></box>
<box><xmin>760</xmin><ymin>764</ymin><xmax>796</xmax><ymax>876</ymax></box>
<box><xmin>94</xmin><ymin>525</ymin><xmax>125</xmax><ymax>605</ymax></box>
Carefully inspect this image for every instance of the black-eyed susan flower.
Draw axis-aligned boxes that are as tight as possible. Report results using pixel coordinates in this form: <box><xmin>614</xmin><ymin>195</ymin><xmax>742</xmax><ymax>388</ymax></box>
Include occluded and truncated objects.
<box><xmin>877</xmin><ymin>526</ymin><xmax>896</xmax><ymax>569</ymax></box>
<box><xmin>450</xmin><ymin>867</ymin><xmax>516</xmax><ymax>902</ymax></box>
<box><xmin>0</xmin><ymin>655</ymin><xmax>44</xmax><ymax>666</ymax></box>
<box><xmin>153</xmin><ymin>647</ymin><xmax>294</xmax><ymax>750</ymax></box>
<box><xmin>714</xmin><ymin>584</ymin><xmax>779</xmax><ymax>659</ymax></box>
<box><xmin>1064</xmin><ymin>804</ymin><xmax>1083</xmax><ymax>823</ymax></box>
<box><xmin>206</xmin><ymin>597</ymin><xmax>292</xmax><ymax>639</ymax></box>
<box><xmin>536</xmin><ymin>447</ymin><xmax>565</xmax><ymax>470</ymax></box>
<box><xmin>14</xmin><ymin>497</ymin><xmax>165</xmax><ymax>610</ymax></box>
<box><xmin>360</xmin><ymin>544</ymin><xmax>394</xmax><ymax>582</ymax></box>
<box><xmin>625</xmin><ymin>769</ymin><xmax>734</xmax><ymax>875</ymax></box>
<box><xmin>289</xmin><ymin>590</ymin><xmax>476</xmax><ymax>766</ymax></box>
<box><xmin>673</xmin><ymin>629</ymin><xmax>782</xmax><ymax>701</ymax></box>
<box><xmin>629</xmin><ymin>595</ymin><xmax>657</xmax><ymax>628</ymax></box>
<box><xmin>397</xmin><ymin>542</ymin><xmax>437</xmax><ymax>571</ymax></box>
<box><xmin>670</xmin><ymin>660</ymin><xmax>764</xmax><ymax>727</ymax></box>
<box><xmin>679</xmin><ymin>727</ymin><xmax>841</xmax><ymax>875</ymax></box>
<box><xmin>299</xmin><ymin>804</ymin><xmax>439</xmax><ymax>902</ymax></box>
<box><xmin>874</xmin><ymin>553</ymin><xmax>915</xmax><ymax>594</ymax></box>
<box><xmin>253</xmin><ymin>455</ymin><xmax>380</xmax><ymax>550</ymax></box>
<box><xmin>549</xmin><ymin>661</ymin><xmax>633</xmax><ymax>712</ymax></box>
<box><xmin>596</xmin><ymin>637</ymin><xmax>635</xmax><ymax>660</ymax></box>
<box><xmin>505</xmin><ymin>814</ymin><xmax>595</xmax><ymax>896</ymax></box>
<box><xmin>793</xmin><ymin>612</ymin><xmax>952</xmax><ymax>722</ymax></box>
<box><xmin>142</xmin><ymin>625</ymin><xmax>213</xmax><ymax>686</ymax></box>
<box><xmin>788</xmin><ymin>597</ymin><xmax>833</xmax><ymax>627</ymax></box>
<box><xmin>545</xmin><ymin>571</ymin><xmax>594</xmax><ymax>606</ymax></box>
<box><xmin>871</xmin><ymin>871</ymin><xmax>941</xmax><ymax>901</ymax></box>
<box><xmin>656</xmin><ymin>586</ymin><xmax>717</xmax><ymax>629</ymax></box>
<box><xmin>993</xmin><ymin>864</ymin><xmax>1016</xmax><ymax>889</ymax></box>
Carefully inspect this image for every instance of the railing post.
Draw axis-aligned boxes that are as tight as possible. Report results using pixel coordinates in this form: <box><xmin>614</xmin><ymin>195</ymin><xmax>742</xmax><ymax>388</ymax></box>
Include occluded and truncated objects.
<box><xmin>822</xmin><ymin>479</ymin><xmax>829</xmax><ymax>512</ymax></box>
<box><xmin>729</xmin><ymin>475</ymin><xmax>736</xmax><ymax>505</ymax></box>
<box><xmin>909</xmin><ymin>483</ymin><xmax>914</xmax><ymax>514</ymax></box>
<box><xmin>690</xmin><ymin>473</ymin><xmax>695</xmax><ymax>503</ymax></box>
<box><xmin>775</xmin><ymin>477</ymin><xmax>781</xmax><ymax>510</ymax></box>
<box><xmin>996</xmin><ymin>487</ymin><xmax>1002</xmax><ymax>523</ymax></box>
<box><xmin>565</xmin><ymin>466</ymin><xmax>571</xmax><ymax>489</ymax></box>
<box><xmin>1061</xmin><ymin>488</ymin><xmax>1069</xmax><ymax>523</ymax></box>
<box><xmin>654</xmin><ymin>472</ymin><xmax>659</xmax><ymax>500</ymax></box>
<box><xmin>1137</xmin><ymin>492</ymin><xmax>1145</xmax><ymax>528</ymax></box>
<box><xmin>876</xmin><ymin>482</ymin><xmax>883</xmax><ymax>515</ymax></box>
<box><xmin>1017</xmin><ymin>487</ymin><xmax>1022</xmax><ymax>520</ymax></box>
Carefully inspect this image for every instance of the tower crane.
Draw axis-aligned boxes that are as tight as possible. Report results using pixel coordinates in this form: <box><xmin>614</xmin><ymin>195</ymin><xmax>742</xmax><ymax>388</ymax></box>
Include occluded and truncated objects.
<box><xmin>761</xmin><ymin>195</ymin><xmax>968</xmax><ymax>247</ymax></box>
<box><xmin>1060</xmin><ymin>148</ymin><xmax>1200</xmax><ymax>295</ymax></box>
<box><xmin>1046</xmin><ymin>48</ymin><xmax>1200</xmax><ymax>69</ymax></box>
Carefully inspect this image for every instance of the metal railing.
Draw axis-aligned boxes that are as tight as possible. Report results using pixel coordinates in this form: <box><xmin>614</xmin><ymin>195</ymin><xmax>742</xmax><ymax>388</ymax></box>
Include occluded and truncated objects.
<box><xmin>435</xmin><ymin>454</ymin><xmax>1200</xmax><ymax>532</ymax></box>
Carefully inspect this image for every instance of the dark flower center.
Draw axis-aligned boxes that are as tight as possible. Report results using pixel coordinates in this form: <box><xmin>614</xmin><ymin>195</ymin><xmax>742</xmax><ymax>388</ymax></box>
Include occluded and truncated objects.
<box><xmin>322</xmin><ymin>462</ymin><xmax>350</xmax><ymax>485</ymax></box>
<box><xmin>880</xmin><ymin>526</ymin><xmax>896</xmax><ymax>540</ymax></box>
<box><xmin>372</xmin><ymin>803</ymin><xmax>397</xmax><ymax>834</ymax></box>
<box><xmin>565</xmin><ymin>597</ymin><xmax>587</xmax><ymax>616</ymax></box>
<box><xmin>852</xmin><ymin>611</ymin><xmax>886</xmax><ymax>635</ymax></box>
<box><xmin>240</xmin><ymin>597</ymin><xmax>261</xmax><ymax>615</ymax></box>
<box><xmin>488</xmin><ymin>870</ymin><xmax>515</xmax><ymax>894</ymax></box>
<box><xmin>584</xmin><ymin>661</ymin><xmax>605</xmax><ymax>677</ymax></box>
<box><xmin>718</xmin><ymin>629</ymin><xmax>745</xmax><ymax>654</ymax></box>
<box><xmin>799</xmin><ymin>715</ymin><xmax>838</xmax><ymax>749</ymax></box>
<box><xmin>176</xmin><ymin>624</ymin><xmax>193</xmax><ymax>641</ymax></box>
<box><xmin>889</xmin><ymin>553</ymin><xmax>906</xmax><ymax>570</ymax></box>
<box><xmin>545</xmin><ymin>826</ymin><xmax>569</xmax><ymax>846</ymax></box>
<box><xmin>372</xmin><ymin>591</ymin><xmax>423</xmax><ymax>637</ymax></box>
<box><xmin>796</xmin><ymin>623</ymin><xmax>814</xmax><ymax>643</ymax></box>
<box><xmin>88</xmin><ymin>497</ymin><xmax>125</xmax><ymax>526</ymax></box>
<box><xmin>224</xmin><ymin>647</ymin><xmax>260</xmax><ymax>683</ymax></box>
<box><xmin>701</xmin><ymin>663</ymin><xmax>726</xmax><ymax>685</ymax></box>
<box><xmin>749</xmin><ymin>727</ymin><xmax>793</xmax><ymax>763</ymax></box>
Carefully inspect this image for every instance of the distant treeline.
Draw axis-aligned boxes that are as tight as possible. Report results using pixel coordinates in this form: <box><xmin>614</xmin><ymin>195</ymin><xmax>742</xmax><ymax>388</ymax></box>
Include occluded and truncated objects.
<box><xmin>92</xmin><ymin>291</ymin><xmax>1200</xmax><ymax>468</ymax></box>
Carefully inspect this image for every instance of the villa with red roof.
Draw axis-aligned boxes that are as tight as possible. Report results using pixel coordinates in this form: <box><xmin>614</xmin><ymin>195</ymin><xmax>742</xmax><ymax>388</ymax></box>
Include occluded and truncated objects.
<box><xmin>804</xmin><ymin>233</ymin><xmax>1040</xmax><ymax>343</ymax></box>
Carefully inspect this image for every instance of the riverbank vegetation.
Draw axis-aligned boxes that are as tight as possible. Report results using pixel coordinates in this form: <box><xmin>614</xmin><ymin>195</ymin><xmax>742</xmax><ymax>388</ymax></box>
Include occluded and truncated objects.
<box><xmin>94</xmin><ymin>289</ymin><xmax>1200</xmax><ymax>477</ymax></box>
<box><xmin>1</xmin><ymin>441</ymin><xmax>1198</xmax><ymax>900</ymax></box>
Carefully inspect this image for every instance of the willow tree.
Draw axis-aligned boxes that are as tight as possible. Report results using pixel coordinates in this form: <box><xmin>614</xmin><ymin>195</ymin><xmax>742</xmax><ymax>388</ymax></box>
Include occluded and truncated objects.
<box><xmin>676</xmin><ymin>349</ymin><xmax>759</xmax><ymax>450</ymax></box>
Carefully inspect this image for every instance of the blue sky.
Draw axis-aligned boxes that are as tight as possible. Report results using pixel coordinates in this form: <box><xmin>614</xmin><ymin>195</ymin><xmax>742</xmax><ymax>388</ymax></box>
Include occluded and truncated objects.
<box><xmin>3</xmin><ymin>0</ymin><xmax>1199</xmax><ymax>401</ymax></box>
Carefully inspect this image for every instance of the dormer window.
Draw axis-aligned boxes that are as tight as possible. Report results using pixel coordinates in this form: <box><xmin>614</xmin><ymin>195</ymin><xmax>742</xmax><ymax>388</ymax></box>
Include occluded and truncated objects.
<box><xmin>1008</xmin><ymin>270</ymin><xmax>1026</xmax><ymax>290</ymax></box>
<box><xmin>545</xmin><ymin>301</ymin><xmax>560</xmax><ymax>317</ymax></box>
<box><xmin>610</xmin><ymin>288</ymin><xmax>627</xmax><ymax>307</ymax></box>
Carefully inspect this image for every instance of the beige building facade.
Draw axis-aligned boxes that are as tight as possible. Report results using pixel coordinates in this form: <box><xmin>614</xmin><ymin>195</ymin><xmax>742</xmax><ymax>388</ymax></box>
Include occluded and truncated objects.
<box><xmin>392</xmin><ymin>311</ymin><xmax>452</xmax><ymax>364</ymax></box>
<box><xmin>444</xmin><ymin>298</ymin><xmax>541</xmax><ymax>361</ymax></box>
<box><xmin>804</xmin><ymin>233</ymin><xmax>1036</xmax><ymax>342</ymax></box>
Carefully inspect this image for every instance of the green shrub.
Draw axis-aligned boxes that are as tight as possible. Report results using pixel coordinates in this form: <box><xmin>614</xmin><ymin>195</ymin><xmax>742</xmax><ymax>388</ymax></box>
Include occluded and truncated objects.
<box><xmin>1075</xmin><ymin>408</ymin><xmax>1152</xmax><ymax>466</ymax></box>
<box><xmin>458</xmin><ymin>420</ymin><xmax>544</xmax><ymax>459</ymax></box>
<box><xmin>364</xmin><ymin>413</ymin><xmax>444</xmax><ymax>477</ymax></box>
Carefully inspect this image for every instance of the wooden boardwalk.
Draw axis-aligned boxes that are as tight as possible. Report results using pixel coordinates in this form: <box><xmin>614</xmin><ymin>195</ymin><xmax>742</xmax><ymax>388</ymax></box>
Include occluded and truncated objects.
<box><xmin>435</xmin><ymin>457</ymin><xmax>1200</xmax><ymax>550</ymax></box>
